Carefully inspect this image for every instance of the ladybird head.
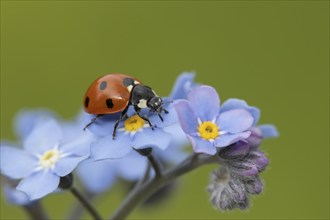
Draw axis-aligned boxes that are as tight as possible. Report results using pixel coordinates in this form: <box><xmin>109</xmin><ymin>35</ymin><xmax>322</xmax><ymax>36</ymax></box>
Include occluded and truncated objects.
<box><xmin>148</xmin><ymin>96</ymin><xmax>163</xmax><ymax>113</ymax></box>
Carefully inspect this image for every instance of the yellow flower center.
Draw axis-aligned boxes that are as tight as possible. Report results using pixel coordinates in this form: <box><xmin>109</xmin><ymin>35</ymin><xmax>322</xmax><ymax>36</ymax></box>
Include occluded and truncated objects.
<box><xmin>124</xmin><ymin>115</ymin><xmax>145</xmax><ymax>132</ymax></box>
<box><xmin>198</xmin><ymin>121</ymin><xmax>219</xmax><ymax>140</ymax></box>
<box><xmin>39</xmin><ymin>148</ymin><xmax>61</xmax><ymax>169</ymax></box>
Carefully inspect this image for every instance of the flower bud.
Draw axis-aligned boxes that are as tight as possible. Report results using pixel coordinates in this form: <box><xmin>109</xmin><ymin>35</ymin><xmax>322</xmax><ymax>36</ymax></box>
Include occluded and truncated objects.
<box><xmin>246</xmin><ymin>127</ymin><xmax>263</xmax><ymax>149</ymax></box>
<box><xmin>219</xmin><ymin>141</ymin><xmax>250</xmax><ymax>160</ymax></box>
<box><xmin>243</xmin><ymin>176</ymin><xmax>263</xmax><ymax>195</ymax></box>
<box><xmin>248</xmin><ymin>151</ymin><xmax>269</xmax><ymax>171</ymax></box>
<box><xmin>230</xmin><ymin>161</ymin><xmax>259</xmax><ymax>177</ymax></box>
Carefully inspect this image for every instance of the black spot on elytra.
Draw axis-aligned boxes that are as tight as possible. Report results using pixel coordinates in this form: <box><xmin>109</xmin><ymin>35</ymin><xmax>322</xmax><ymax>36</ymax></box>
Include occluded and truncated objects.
<box><xmin>85</xmin><ymin>97</ymin><xmax>89</xmax><ymax>108</ymax></box>
<box><xmin>100</xmin><ymin>81</ymin><xmax>107</xmax><ymax>90</ymax></box>
<box><xmin>123</xmin><ymin>78</ymin><xmax>134</xmax><ymax>87</ymax></box>
<box><xmin>106</xmin><ymin>98</ymin><xmax>114</xmax><ymax>108</ymax></box>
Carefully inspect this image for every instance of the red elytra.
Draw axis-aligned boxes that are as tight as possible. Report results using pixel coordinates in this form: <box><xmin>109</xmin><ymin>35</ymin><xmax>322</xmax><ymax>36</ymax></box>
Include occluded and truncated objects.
<box><xmin>83</xmin><ymin>73</ymin><xmax>141</xmax><ymax>115</ymax></box>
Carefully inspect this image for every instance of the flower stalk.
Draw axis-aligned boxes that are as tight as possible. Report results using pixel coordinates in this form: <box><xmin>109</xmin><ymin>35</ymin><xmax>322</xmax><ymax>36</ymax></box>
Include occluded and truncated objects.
<box><xmin>147</xmin><ymin>154</ymin><xmax>163</xmax><ymax>178</ymax></box>
<box><xmin>23</xmin><ymin>202</ymin><xmax>49</xmax><ymax>220</ymax></box>
<box><xmin>70</xmin><ymin>187</ymin><xmax>102</xmax><ymax>220</ymax></box>
<box><xmin>109</xmin><ymin>152</ymin><xmax>221</xmax><ymax>220</ymax></box>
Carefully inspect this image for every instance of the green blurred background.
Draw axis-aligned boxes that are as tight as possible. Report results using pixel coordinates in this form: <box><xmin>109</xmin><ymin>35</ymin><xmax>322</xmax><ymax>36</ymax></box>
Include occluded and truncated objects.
<box><xmin>1</xmin><ymin>1</ymin><xmax>329</xmax><ymax>219</ymax></box>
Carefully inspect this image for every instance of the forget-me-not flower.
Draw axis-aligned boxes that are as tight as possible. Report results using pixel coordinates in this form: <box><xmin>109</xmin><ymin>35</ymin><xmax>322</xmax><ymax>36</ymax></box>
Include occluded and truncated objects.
<box><xmin>174</xmin><ymin>85</ymin><xmax>254</xmax><ymax>155</ymax></box>
<box><xmin>0</xmin><ymin>118</ymin><xmax>91</xmax><ymax>200</ymax></box>
<box><xmin>89</xmin><ymin>103</ymin><xmax>177</xmax><ymax>160</ymax></box>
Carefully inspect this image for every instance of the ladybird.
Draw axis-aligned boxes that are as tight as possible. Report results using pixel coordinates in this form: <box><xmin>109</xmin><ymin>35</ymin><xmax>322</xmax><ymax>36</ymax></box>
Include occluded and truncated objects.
<box><xmin>83</xmin><ymin>73</ymin><xmax>168</xmax><ymax>139</ymax></box>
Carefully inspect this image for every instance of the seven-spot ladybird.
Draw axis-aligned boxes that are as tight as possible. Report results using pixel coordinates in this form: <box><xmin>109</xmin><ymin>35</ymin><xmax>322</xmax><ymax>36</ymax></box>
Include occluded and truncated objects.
<box><xmin>83</xmin><ymin>73</ymin><xmax>168</xmax><ymax>139</ymax></box>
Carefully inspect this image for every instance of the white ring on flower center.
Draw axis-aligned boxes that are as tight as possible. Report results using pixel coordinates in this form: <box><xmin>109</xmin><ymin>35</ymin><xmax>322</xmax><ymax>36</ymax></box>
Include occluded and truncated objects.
<box><xmin>36</xmin><ymin>145</ymin><xmax>65</xmax><ymax>171</ymax></box>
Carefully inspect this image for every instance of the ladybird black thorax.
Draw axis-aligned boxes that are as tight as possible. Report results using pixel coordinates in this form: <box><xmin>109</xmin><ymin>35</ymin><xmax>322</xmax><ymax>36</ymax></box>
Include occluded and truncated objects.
<box><xmin>130</xmin><ymin>84</ymin><xmax>159</xmax><ymax>109</ymax></box>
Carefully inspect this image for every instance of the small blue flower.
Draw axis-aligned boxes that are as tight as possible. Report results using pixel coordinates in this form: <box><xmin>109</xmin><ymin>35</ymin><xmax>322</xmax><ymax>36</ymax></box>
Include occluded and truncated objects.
<box><xmin>0</xmin><ymin>118</ymin><xmax>91</xmax><ymax>200</ymax></box>
<box><xmin>89</xmin><ymin>103</ymin><xmax>177</xmax><ymax>160</ymax></box>
<box><xmin>174</xmin><ymin>86</ymin><xmax>254</xmax><ymax>155</ymax></box>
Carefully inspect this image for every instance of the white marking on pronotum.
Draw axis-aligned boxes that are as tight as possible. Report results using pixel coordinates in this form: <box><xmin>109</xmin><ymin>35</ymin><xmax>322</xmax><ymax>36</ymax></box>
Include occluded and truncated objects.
<box><xmin>137</xmin><ymin>99</ymin><xmax>148</xmax><ymax>108</ymax></box>
<box><xmin>127</xmin><ymin>85</ymin><xmax>133</xmax><ymax>92</ymax></box>
<box><xmin>134</xmin><ymin>80</ymin><xmax>140</xmax><ymax>85</ymax></box>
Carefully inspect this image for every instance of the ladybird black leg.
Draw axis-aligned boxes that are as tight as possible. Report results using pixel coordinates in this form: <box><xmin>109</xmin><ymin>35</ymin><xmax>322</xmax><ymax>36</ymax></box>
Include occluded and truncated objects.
<box><xmin>139</xmin><ymin>114</ymin><xmax>154</xmax><ymax>129</ymax></box>
<box><xmin>112</xmin><ymin>107</ymin><xmax>129</xmax><ymax>140</ymax></box>
<box><xmin>134</xmin><ymin>106</ymin><xmax>154</xmax><ymax>129</ymax></box>
<box><xmin>158</xmin><ymin>113</ymin><xmax>164</xmax><ymax>122</ymax></box>
<box><xmin>163</xmin><ymin>108</ymin><xmax>169</xmax><ymax>114</ymax></box>
<box><xmin>83</xmin><ymin>114</ymin><xmax>103</xmax><ymax>131</ymax></box>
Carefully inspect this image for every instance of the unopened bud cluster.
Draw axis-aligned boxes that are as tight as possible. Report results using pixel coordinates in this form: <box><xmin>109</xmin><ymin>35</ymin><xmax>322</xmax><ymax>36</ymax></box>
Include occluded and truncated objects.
<box><xmin>208</xmin><ymin>141</ymin><xmax>269</xmax><ymax>210</ymax></box>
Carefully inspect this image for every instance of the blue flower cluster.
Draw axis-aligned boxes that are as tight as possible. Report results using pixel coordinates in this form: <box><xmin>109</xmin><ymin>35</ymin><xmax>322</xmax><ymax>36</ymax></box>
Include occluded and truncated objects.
<box><xmin>0</xmin><ymin>72</ymin><xmax>278</xmax><ymax>215</ymax></box>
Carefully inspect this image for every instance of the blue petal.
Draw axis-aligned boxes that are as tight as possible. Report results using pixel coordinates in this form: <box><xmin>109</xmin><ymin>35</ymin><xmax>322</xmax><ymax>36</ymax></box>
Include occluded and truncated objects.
<box><xmin>76</xmin><ymin>159</ymin><xmax>117</xmax><ymax>193</ymax></box>
<box><xmin>132</xmin><ymin>128</ymin><xmax>171</xmax><ymax>150</ymax></box>
<box><xmin>153</xmin><ymin>145</ymin><xmax>187</xmax><ymax>165</ymax></box>
<box><xmin>214</xmin><ymin>131</ymin><xmax>251</xmax><ymax>148</ymax></box>
<box><xmin>174</xmin><ymin>100</ymin><xmax>198</xmax><ymax>135</ymax></box>
<box><xmin>187</xmin><ymin>135</ymin><xmax>217</xmax><ymax>155</ymax></box>
<box><xmin>115</xmin><ymin>151</ymin><xmax>148</xmax><ymax>181</ymax></box>
<box><xmin>148</xmin><ymin>102</ymin><xmax>178</xmax><ymax>128</ymax></box>
<box><xmin>53</xmin><ymin>155</ymin><xmax>88</xmax><ymax>177</ymax></box>
<box><xmin>60</xmin><ymin>110</ymin><xmax>89</xmax><ymax>143</ymax></box>
<box><xmin>259</xmin><ymin>124</ymin><xmax>279</xmax><ymax>138</ymax></box>
<box><xmin>23</xmin><ymin>118</ymin><xmax>62</xmax><ymax>154</ymax></box>
<box><xmin>4</xmin><ymin>185</ymin><xmax>32</xmax><ymax>206</ymax></box>
<box><xmin>163</xmin><ymin>123</ymin><xmax>189</xmax><ymax>149</ymax></box>
<box><xmin>60</xmin><ymin>130</ymin><xmax>95</xmax><ymax>157</ymax></box>
<box><xmin>91</xmin><ymin>133</ymin><xmax>132</xmax><ymax>160</ymax></box>
<box><xmin>17</xmin><ymin>171</ymin><xmax>60</xmax><ymax>200</ymax></box>
<box><xmin>158</xmin><ymin>123</ymin><xmax>189</xmax><ymax>164</ymax></box>
<box><xmin>169</xmin><ymin>72</ymin><xmax>197</xmax><ymax>100</ymax></box>
<box><xmin>187</xmin><ymin>86</ymin><xmax>220</xmax><ymax>121</ymax></box>
<box><xmin>83</xmin><ymin>113</ymin><xmax>119</xmax><ymax>137</ymax></box>
<box><xmin>14</xmin><ymin>108</ymin><xmax>57</xmax><ymax>139</ymax></box>
<box><xmin>217</xmin><ymin>109</ymin><xmax>253</xmax><ymax>133</ymax></box>
<box><xmin>220</xmin><ymin>98</ymin><xmax>260</xmax><ymax>125</ymax></box>
<box><xmin>0</xmin><ymin>147</ymin><xmax>37</xmax><ymax>179</ymax></box>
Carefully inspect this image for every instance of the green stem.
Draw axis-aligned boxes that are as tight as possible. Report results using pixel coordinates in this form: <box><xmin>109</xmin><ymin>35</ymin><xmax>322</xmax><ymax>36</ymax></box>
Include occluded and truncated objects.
<box><xmin>23</xmin><ymin>201</ymin><xmax>49</xmax><ymax>220</ymax></box>
<box><xmin>68</xmin><ymin>191</ymin><xmax>95</xmax><ymax>220</ymax></box>
<box><xmin>70</xmin><ymin>187</ymin><xmax>102</xmax><ymax>220</ymax></box>
<box><xmin>147</xmin><ymin>153</ymin><xmax>162</xmax><ymax>178</ymax></box>
<box><xmin>109</xmin><ymin>153</ymin><xmax>220</xmax><ymax>220</ymax></box>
